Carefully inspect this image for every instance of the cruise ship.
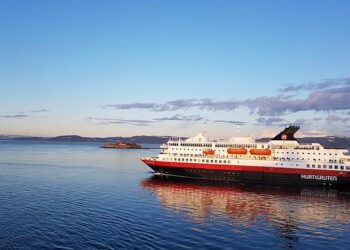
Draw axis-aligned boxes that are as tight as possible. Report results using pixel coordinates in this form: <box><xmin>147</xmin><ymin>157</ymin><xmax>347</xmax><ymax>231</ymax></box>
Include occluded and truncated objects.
<box><xmin>141</xmin><ymin>126</ymin><xmax>350</xmax><ymax>186</ymax></box>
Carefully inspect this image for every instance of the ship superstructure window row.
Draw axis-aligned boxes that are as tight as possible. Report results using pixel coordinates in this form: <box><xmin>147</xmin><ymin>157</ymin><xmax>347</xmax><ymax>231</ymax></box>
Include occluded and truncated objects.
<box><xmin>304</xmin><ymin>163</ymin><xmax>348</xmax><ymax>170</ymax></box>
<box><xmin>160</xmin><ymin>154</ymin><xmax>350</xmax><ymax>170</ymax></box>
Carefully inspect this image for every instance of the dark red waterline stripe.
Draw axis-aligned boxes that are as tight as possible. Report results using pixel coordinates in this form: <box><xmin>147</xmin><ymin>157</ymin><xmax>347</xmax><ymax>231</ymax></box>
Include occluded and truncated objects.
<box><xmin>142</xmin><ymin>160</ymin><xmax>350</xmax><ymax>178</ymax></box>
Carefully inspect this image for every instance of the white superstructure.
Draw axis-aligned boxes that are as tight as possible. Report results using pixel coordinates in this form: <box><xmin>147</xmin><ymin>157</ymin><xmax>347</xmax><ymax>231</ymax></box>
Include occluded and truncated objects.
<box><xmin>155</xmin><ymin>128</ymin><xmax>350</xmax><ymax>172</ymax></box>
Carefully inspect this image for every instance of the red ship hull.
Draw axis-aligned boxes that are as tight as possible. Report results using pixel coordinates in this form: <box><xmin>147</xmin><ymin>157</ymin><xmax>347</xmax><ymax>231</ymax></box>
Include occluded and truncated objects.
<box><xmin>142</xmin><ymin>159</ymin><xmax>350</xmax><ymax>187</ymax></box>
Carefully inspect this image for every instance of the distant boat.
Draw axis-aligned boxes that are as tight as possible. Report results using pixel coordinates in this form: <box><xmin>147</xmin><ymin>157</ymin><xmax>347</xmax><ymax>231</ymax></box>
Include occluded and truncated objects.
<box><xmin>141</xmin><ymin>126</ymin><xmax>350</xmax><ymax>187</ymax></box>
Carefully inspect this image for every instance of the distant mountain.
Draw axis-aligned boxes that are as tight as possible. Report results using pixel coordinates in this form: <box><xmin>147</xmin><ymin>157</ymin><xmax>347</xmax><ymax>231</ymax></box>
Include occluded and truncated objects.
<box><xmin>257</xmin><ymin>136</ymin><xmax>350</xmax><ymax>149</ymax></box>
<box><xmin>299</xmin><ymin>137</ymin><xmax>350</xmax><ymax>149</ymax></box>
<box><xmin>1</xmin><ymin>135</ymin><xmax>350</xmax><ymax>148</ymax></box>
<box><xmin>0</xmin><ymin>135</ymin><xmax>171</xmax><ymax>144</ymax></box>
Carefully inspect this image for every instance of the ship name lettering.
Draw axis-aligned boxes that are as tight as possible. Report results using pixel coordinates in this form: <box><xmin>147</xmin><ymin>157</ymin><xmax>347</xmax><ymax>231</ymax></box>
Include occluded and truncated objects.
<box><xmin>301</xmin><ymin>175</ymin><xmax>337</xmax><ymax>181</ymax></box>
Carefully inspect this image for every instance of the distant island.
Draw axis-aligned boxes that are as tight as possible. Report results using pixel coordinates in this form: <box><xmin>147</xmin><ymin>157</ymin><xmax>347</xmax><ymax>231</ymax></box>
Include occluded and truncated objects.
<box><xmin>101</xmin><ymin>141</ymin><xmax>143</xmax><ymax>149</ymax></box>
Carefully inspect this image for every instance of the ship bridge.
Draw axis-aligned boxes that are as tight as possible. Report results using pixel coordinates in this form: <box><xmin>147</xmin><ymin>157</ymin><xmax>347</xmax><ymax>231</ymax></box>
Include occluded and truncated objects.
<box><xmin>185</xmin><ymin>132</ymin><xmax>208</xmax><ymax>143</ymax></box>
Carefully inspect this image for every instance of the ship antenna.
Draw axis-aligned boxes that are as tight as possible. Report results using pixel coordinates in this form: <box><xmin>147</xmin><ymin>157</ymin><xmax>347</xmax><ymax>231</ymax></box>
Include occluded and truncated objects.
<box><xmin>202</xmin><ymin>122</ymin><xmax>208</xmax><ymax>135</ymax></box>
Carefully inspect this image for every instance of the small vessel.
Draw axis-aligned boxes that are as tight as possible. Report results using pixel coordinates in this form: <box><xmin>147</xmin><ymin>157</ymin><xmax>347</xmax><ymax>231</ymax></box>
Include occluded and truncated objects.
<box><xmin>141</xmin><ymin>126</ymin><xmax>350</xmax><ymax>186</ymax></box>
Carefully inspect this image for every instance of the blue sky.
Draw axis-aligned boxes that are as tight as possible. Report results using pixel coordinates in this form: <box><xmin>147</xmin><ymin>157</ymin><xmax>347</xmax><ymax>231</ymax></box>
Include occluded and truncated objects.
<box><xmin>1</xmin><ymin>0</ymin><xmax>350</xmax><ymax>137</ymax></box>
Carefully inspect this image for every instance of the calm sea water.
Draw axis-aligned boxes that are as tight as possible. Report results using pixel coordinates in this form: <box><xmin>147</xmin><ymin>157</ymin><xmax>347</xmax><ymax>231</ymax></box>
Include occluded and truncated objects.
<box><xmin>1</xmin><ymin>140</ymin><xmax>350</xmax><ymax>249</ymax></box>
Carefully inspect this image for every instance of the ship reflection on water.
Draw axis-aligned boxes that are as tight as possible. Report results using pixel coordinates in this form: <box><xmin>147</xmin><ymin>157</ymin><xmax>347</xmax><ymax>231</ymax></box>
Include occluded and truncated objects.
<box><xmin>142</xmin><ymin>176</ymin><xmax>350</xmax><ymax>246</ymax></box>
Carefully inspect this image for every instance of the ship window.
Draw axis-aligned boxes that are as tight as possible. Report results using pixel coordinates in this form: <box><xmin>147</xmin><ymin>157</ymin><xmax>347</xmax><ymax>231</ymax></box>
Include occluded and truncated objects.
<box><xmin>323</xmin><ymin>165</ymin><xmax>327</xmax><ymax>169</ymax></box>
<box><xmin>307</xmin><ymin>164</ymin><xmax>310</xmax><ymax>168</ymax></box>
<box><xmin>334</xmin><ymin>165</ymin><xmax>338</xmax><ymax>169</ymax></box>
<box><xmin>340</xmin><ymin>166</ymin><xmax>344</xmax><ymax>170</ymax></box>
<box><xmin>296</xmin><ymin>164</ymin><xmax>298</xmax><ymax>166</ymax></box>
<box><xmin>223</xmin><ymin>160</ymin><xmax>226</xmax><ymax>163</ymax></box>
<box><xmin>318</xmin><ymin>165</ymin><xmax>321</xmax><ymax>168</ymax></box>
<box><xmin>210</xmin><ymin>160</ymin><xmax>213</xmax><ymax>163</ymax></box>
<box><xmin>219</xmin><ymin>160</ymin><xmax>222</xmax><ymax>163</ymax></box>
<box><xmin>346</xmin><ymin>166</ymin><xmax>350</xmax><ymax>170</ymax></box>
<box><xmin>312</xmin><ymin>164</ymin><xmax>315</xmax><ymax>168</ymax></box>
<box><xmin>206</xmin><ymin>160</ymin><xmax>209</xmax><ymax>163</ymax></box>
<box><xmin>329</xmin><ymin>165</ymin><xmax>332</xmax><ymax>169</ymax></box>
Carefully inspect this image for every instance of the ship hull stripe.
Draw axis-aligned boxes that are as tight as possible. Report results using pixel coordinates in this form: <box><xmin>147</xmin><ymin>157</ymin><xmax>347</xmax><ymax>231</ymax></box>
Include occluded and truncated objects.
<box><xmin>143</xmin><ymin>162</ymin><xmax>350</xmax><ymax>186</ymax></box>
<box><xmin>142</xmin><ymin>159</ymin><xmax>350</xmax><ymax>178</ymax></box>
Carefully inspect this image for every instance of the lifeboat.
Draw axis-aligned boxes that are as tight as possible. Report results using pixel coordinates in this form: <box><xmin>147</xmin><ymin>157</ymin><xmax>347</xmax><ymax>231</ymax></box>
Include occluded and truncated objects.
<box><xmin>249</xmin><ymin>149</ymin><xmax>271</xmax><ymax>156</ymax></box>
<box><xmin>227</xmin><ymin>148</ymin><xmax>247</xmax><ymax>155</ymax></box>
<box><xmin>203</xmin><ymin>149</ymin><xmax>215</xmax><ymax>156</ymax></box>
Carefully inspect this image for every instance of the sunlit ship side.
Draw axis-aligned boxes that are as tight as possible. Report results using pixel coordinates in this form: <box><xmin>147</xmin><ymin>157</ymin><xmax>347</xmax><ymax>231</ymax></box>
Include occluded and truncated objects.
<box><xmin>141</xmin><ymin>126</ymin><xmax>350</xmax><ymax>186</ymax></box>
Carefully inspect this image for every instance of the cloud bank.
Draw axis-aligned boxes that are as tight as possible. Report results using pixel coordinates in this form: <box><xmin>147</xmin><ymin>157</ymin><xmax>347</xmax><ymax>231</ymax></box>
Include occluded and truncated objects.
<box><xmin>279</xmin><ymin>77</ymin><xmax>350</xmax><ymax>93</ymax></box>
<box><xmin>213</xmin><ymin>120</ymin><xmax>247</xmax><ymax>125</ymax></box>
<box><xmin>86</xmin><ymin>117</ymin><xmax>153</xmax><ymax>126</ymax></box>
<box><xmin>104</xmin><ymin>78</ymin><xmax>350</xmax><ymax>116</ymax></box>
<box><xmin>87</xmin><ymin>115</ymin><xmax>248</xmax><ymax>127</ymax></box>
<box><xmin>31</xmin><ymin>109</ymin><xmax>49</xmax><ymax>113</ymax></box>
<box><xmin>256</xmin><ymin>117</ymin><xmax>286</xmax><ymax>126</ymax></box>
<box><xmin>0</xmin><ymin>114</ymin><xmax>28</xmax><ymax>119</ymax></box>
<box><xmin>154</xmin><ymin>114</ymin><xmax>204</xmax><ymax>122</ymax></box>
<box><xmin>0</xmin><ymin>108</ymin><xmax>49</xmax><ymax>120</ymax></box>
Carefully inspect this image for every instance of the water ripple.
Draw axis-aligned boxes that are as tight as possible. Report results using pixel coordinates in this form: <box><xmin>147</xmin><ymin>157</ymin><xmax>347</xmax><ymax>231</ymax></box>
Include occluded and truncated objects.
<box><xmin>1</xmin><ymin>142</ymin><xmax>350</xmax><ymax>249</ymax></box>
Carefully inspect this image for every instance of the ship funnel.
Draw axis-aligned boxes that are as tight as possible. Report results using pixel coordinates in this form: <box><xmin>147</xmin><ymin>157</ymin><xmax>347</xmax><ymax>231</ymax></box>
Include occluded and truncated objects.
<box><xmin>272</xmin><ymin>125</ymin><xmax>300</xmax><ymax>141</ymax></box>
